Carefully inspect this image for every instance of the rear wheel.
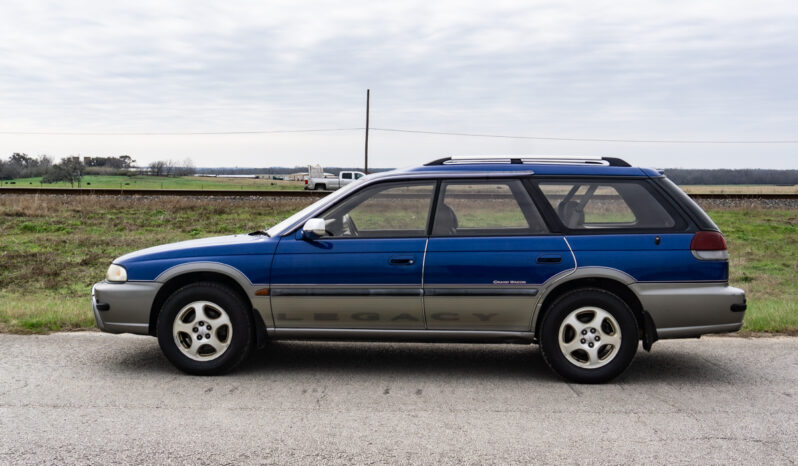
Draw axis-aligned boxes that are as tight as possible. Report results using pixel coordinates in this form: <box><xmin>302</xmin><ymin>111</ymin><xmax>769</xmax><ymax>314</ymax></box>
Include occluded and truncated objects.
<box><xmin>315</xmin><ymin>184</ymin><xmax>326</xmax><ymax>191</ymax></box>
<box><xmin>157</xmin><ymin>282</ymin><xmax>253</xmax><ymax>375</ymax></box>
<box><xmin>540</xmin><ymin>288</ymin><xmax>638</xmax><ymax>383</ymax></box>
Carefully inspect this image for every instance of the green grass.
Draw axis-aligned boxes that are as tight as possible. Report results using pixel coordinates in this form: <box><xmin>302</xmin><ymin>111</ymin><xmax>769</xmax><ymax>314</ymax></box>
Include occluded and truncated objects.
<box><xmin>740</xmin><ymin>299</ymin><xmax>798</xmax><ymax>333</ymax></box>
<box><xmin>0</xmin><ymin>293</ymin><xmax>91</xmax><ymax>333</ymax></box>
<box><xmin>0</xmin><ymin>195</ymin><xmax>306</xmax><ymax>333</ymax></box>
<box><xmin>0</xmin><ymin>174</ymin><xmax>303</xmax><ymax>191</ymax></box>
<box><xmin>0</xmin><ymin>196</ymin><xmax>795</xmax><ymax>334</ymax></box>
<box><xmin>707</xmin><ymin>209</ymin><xmax>798</xmax><ymax>334</ymax></box>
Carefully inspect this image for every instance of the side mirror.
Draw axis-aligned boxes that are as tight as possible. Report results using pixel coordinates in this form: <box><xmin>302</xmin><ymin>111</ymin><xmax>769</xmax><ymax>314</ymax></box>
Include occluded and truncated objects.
<box><xmin>301</xmin><ymin>218</ymin><xmax>327</xmax><ymax>239</ymax></box>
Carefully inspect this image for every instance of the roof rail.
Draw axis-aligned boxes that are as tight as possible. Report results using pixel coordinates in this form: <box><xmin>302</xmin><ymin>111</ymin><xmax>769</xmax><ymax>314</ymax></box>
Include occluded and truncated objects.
<box><xmin>425</xmin><ymin>155</ymin><xmax>631</xmax><ymax>167</ymax></box>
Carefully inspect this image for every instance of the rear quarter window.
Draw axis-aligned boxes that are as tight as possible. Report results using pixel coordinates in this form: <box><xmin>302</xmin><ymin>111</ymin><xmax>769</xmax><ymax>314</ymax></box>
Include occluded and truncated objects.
<box><xmin>656</xmin><ymin>177</ymin><xmax>720</xmax><ymax>231</ymax></box>
<box><xmin>537</xmin><ymin>180</ymin><xmax>680</xmax><ymax>230</ymax></box>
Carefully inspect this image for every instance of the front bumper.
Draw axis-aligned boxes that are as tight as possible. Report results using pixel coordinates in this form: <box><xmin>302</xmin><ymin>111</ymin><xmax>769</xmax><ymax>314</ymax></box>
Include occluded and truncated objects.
<box><xmin>631</xmin><ymin>282</ymin><xmax>746</xmax><ymax>339</ymax></box>
<box><xmin>92</xmin><ymin>281</ymin><xmax>162</xmax><ymax>335</ymax></box>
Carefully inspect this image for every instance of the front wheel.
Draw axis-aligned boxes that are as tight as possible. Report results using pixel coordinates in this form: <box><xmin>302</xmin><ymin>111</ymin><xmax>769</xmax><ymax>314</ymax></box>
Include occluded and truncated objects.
<box><xmin>540</xmin><ymin>288</ymin><xmax>638</xmax><ymax>383</ymax></box>
<box><xmin>157</xmin><ymin>282</ymin><xmax>253</xmax><ymax>375</ymax></box>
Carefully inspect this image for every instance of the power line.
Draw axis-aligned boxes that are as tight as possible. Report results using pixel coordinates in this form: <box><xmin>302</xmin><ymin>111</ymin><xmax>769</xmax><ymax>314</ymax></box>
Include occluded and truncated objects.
<box><xmin>0</xmin><ymin>128</ymin><xmax>362</xmax><ymax>136</ymax></box>
<box><xmin>0</xmin><ymin>126</ymin><xmax>796</xmax><ymax>144</ymax></box>
<box><xmin>370</xmin><ymin>128</ymin><xmax>798</xmax><ymax>144</ymax></box>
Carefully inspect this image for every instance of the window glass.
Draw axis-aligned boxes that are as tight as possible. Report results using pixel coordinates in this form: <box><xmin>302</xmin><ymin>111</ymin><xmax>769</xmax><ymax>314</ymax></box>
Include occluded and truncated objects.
<box><xmin>341</xmin><ymin>172</ymin><xmax>352</xmax><ymax>180</ymax></box>
<box><xmin>354</xmin><ymin>173</ymin><xmax>364</xmax><ymax>179</ymax></box>
<box><xmin>432</xmin><ymin>180</ymin><xmax>547</xmax><ymax>236</ymax></box>
<box><xmin>321</xmin><ymin>182</ymin><xmax>435</xmax><ymax>238</ymax></box>
<box><xmin>538</xmin><ymin>181</ymin><xmax>676</xmax><ymax>229</ymax></box>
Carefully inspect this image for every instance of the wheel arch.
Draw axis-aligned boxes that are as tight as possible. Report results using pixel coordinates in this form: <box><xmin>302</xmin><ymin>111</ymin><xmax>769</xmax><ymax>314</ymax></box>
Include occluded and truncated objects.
<box><xmin>148</xmin><ymin>263</ymin><xmax>257</xmax><ymax>336</ymax></box>
<box><xmin>532</xmin><ymin>270</ymin><xmax>646</xmax><ymax>341</ymax></box>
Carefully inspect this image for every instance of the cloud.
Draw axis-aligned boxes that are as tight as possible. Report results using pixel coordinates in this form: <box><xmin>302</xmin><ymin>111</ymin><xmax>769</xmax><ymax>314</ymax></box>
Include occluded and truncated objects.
<box><xmin>0</xmin><ymin>0</ymin><xmax>796</xmax><ymax>168</ymax></box>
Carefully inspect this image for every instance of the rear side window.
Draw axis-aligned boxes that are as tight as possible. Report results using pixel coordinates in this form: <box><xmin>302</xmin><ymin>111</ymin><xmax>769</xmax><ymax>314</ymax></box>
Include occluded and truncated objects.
<box><xmin>538</xmin><ymin>180</ymin><xmax>677</xmax><ymax>230</ymax></box>
<box><xmin>341</xmin><ymin>172</ymin><xmax>352</xmax><ymax>180</ymax></box>
<box><xmin>432</xmin><ymin>180</ymin><xmax>548</xmax><ymax>236</ymax></box>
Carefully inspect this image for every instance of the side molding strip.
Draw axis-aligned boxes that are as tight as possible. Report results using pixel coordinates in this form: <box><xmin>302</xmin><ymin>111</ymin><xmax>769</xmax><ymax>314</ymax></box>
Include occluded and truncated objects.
<box><xmin>271</xmin><ymin>288</ymin><xmax>423</xmax><ymax>297</ymax></box>
<box><xmin>272</xmin><ymin>288</ymin><xmax>538</xmax><ymax>297</ymax></box>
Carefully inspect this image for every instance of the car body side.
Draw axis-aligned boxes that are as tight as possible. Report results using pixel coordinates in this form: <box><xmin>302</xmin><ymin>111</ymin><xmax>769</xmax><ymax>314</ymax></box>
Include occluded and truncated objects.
<box><xmin>92</xmin><ymin>166</ymin><xmax>746</xmax><ymax>345</ymax></box>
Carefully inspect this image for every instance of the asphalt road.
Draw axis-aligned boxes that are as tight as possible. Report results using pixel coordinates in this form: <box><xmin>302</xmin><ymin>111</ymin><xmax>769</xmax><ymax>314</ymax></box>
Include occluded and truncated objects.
<box><xmin>1</xmin><ymin>333</ymin><xmax>797</xmax><ymax>465</ymax></box>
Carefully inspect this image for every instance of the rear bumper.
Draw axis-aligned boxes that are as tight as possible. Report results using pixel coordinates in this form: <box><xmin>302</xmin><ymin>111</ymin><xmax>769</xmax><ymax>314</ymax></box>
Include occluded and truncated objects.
<box><xmin>92</xmin><ymin>281</ymin><xmax>161</xmax><ymax>335</ymax></box>
<box><xmin>631</xmin><ymin>282</ymin><xmax>746</xmax><ymax>339</ymax></box>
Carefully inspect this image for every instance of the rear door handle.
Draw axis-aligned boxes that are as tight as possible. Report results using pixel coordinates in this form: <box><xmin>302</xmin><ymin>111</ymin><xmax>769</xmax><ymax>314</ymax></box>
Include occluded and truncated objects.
<box><xmin>537</xmin><ymin>254</ymin><xmax>562</xmax><ymax>263</ymax></box>
<box><xmin>390</xmin><ymin>256</ymin><xmax>416</xmax><ymax>265</ymax></box>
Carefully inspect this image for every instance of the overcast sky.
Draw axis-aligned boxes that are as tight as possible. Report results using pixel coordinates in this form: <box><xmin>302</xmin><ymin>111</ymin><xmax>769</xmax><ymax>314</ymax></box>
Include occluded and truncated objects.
<box><xmin>0</xmin><ymin>0</ymin><xmax>796</xmax><ymax>169</ymax></box>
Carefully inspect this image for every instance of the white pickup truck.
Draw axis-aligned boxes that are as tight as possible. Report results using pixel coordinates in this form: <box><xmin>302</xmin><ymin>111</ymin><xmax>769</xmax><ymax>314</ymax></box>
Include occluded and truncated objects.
<box><xmin>304</xmin><ymin>170</ymin><xmax>365</xmax><ymax>191</ymax></box>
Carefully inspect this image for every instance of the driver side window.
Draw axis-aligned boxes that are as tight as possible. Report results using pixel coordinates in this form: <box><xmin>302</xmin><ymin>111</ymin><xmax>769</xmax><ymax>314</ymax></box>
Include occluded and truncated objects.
<box><xmin>321</xmin><ymin>182</ymin><xmax>435</xmax><ymax>238</ymax></box>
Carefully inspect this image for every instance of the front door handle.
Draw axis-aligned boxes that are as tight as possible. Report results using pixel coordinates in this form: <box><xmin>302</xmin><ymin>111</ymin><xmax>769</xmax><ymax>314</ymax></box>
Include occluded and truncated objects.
<box><xmin>537</xmin><ymin>254</ymin><xmax>562</xmax><ymax>263</ymax></box>
<box><xmin>390</xmin><ymin>256</ymin><xmax>416</xmax><ymax>265</ymax></box>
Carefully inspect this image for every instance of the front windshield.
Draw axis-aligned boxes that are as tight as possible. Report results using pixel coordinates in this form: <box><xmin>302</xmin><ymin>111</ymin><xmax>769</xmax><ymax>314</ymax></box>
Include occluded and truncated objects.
<box><xmin>265</xmin><ymin>177</ymin><xmax>370</xmax><ymax>237</ymax></box>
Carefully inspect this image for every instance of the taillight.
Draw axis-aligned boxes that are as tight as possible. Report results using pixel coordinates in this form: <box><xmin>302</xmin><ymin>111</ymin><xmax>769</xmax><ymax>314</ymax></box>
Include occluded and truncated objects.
<box><xmin>690</xmin><ymin>231</ymin><xmax>728</xmax><ymax>261</ymax></box>
<box><xmin>304</xmin><ymin>179</ymin><xmax>308</xmax><ymax>184</ymax></box>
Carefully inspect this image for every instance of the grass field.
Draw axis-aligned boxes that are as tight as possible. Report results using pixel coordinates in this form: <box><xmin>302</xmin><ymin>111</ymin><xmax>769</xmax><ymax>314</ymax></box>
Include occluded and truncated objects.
<box><xmin>0</xmin><ymin>174</ymin><xmax>304</xmax><ymax>191</ymax></box>
<box><xmin>0</xmin><ymin>194</ymin><xmax>795</xmax><ymax>334</ymax></box>
<box><xmin>680</xmin><ymin>185</ymin><xmax>798</xmax><ymax>194</ymax></box>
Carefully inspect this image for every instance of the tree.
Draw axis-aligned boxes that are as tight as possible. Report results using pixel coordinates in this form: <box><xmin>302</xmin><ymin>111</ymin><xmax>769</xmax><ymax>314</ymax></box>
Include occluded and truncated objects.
<box><xmin>178</xmin><ymin>158</ymin><xmax>196</xmax><ymax>176</ymax></box>
<box><xmin>164</xmin><ymin>160</ymin><xmax>176</xmax><ymax>177</ymax></box>
<box><xmin>148</xmin><ymin>160</ymin><xmax>166</xmax><ymax>176</ymax></box>
<box><xmin>0</xmin><ymin>158</ymin><xmax>19</xmax><ymax>180</ymax></box>
<box><xmin>42</xmin><ymin>158</ymin><xmax>85</xmax><ymax>188</ymax></box>
<box><xmin>9</xmin><ymin>153</ymin><xmax>36</xmax><ymax>170</ymax></box>
<box><xmin>37</xmin><ymin>155</ymin><xmax>53</xmax><ymax>171</ymax></box>
<box><xmin>119</xmin><ymin>155</ymin><xmax>135</xmax><ymax>169</ymax></box>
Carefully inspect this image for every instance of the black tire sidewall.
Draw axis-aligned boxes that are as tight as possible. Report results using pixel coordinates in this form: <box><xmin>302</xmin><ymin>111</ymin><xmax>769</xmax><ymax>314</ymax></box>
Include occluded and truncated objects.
<box><xmin>540</xmin><ymin>288</ymin><xmax>638</xmax><ymax>383</ymax></box>
<box><xmin>157</xmin><ymin>282</ymin><xmax>252</xmax><ymax>375</ymax></box>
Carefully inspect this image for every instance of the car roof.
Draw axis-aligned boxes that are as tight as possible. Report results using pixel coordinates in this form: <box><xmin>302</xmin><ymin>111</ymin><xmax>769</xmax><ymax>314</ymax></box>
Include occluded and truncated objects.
<box><xmin>370</xmin><ymin>156</ymin><xmax>661</xmax><ymax>179</ymax></box>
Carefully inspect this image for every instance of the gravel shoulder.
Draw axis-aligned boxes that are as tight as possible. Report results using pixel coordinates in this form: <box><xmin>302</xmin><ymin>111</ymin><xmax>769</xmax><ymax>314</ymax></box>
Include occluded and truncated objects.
<box><xmin>1</xmin><ymin>333</ymin><xmax>797</xmax><ymax>464</ymax></box>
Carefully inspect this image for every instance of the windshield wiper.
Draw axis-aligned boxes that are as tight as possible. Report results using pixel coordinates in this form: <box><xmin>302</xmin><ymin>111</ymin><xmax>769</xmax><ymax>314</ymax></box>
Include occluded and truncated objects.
<box><xmin>248</xmin><ymin>230</ymin><xmax>270</xmax><ymax>237</ymax></box>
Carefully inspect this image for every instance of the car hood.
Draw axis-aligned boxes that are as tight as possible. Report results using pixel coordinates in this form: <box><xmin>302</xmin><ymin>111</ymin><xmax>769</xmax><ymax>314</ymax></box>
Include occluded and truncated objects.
<box><xmin>115</xmin><ymin>233</ymin><xmax>279</xmax><ymax>264</ymax></box>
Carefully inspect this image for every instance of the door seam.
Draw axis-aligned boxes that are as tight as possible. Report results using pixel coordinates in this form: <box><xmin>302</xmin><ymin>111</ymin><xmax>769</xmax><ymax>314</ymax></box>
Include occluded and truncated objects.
<box><xmin>421</xmin><ymin>237</ymin><xmax>429</xmax><ymax>330</ymax></box>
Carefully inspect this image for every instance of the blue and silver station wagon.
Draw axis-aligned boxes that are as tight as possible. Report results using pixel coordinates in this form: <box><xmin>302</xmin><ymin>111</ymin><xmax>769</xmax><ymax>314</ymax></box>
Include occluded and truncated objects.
<box><xmin>92</xmin><ymin>155</ymin><xmax>746</xmax><ymax>383</ymax></box>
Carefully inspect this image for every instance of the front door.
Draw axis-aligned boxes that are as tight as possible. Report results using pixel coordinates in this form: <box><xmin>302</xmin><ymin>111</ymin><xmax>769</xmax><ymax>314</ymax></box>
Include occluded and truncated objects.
<box><xmin>271</xmin><ymin>181</ymin><xmax>436</xmax><ymax>329</ymax></box>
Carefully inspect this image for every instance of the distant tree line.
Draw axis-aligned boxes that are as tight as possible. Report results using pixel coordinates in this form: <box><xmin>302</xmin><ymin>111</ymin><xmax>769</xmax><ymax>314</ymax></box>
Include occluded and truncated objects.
<box><xmin>0</xmin><ymin>153</ymin><xmax>54</xmax><ymax>179</ymax></box>
<box><xmin>148</xmin><ymin>158</ymin><xmax>196</xmax><ymax>177</ymax></box>
<box><xmin>663</xmin><ymin>169</ymin><xmax>798</xmax><ymax>185</ymax></box>
<box><xmin>83</xmin><ymin>155</ymin><xmax>135</xmax><ymax>170</ymax></box>
<box><xmin>0</xmin><ymin>154</ymin><xmax>136</xmax><ymax>187</ymax></box>
<box><xmin>3</xmin><ymin>155</ymin><xmax>795</xmax><ymax>186</ymax></box>
<box><xmin>1</xmin><ymin>153</ymin><xmax>196</xmax><ymax>188</ymax></box>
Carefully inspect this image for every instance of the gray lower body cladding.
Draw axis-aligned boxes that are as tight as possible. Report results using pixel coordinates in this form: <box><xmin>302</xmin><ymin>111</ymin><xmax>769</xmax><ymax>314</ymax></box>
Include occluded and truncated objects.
<box><xmin>92</xmin><ymin>281</ymin><xmax>162</xmax><ymax>335</ymax></box>
<box><xmin>92</xmin><ymin>279</ymin><xmax>746</xmax><ymax>342</ymax></box>
<box><xmin>631</xmin><ymin>282</ymin><xmax>746</xmax><ymax>338</ymax></box>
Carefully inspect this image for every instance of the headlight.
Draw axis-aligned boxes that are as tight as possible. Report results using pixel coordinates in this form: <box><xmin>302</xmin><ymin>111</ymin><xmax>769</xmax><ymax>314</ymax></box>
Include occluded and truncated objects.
<box><xmin>106</xmin><ymin>264</ymin><xmax>127</xmax><ymax>283</ymax></box>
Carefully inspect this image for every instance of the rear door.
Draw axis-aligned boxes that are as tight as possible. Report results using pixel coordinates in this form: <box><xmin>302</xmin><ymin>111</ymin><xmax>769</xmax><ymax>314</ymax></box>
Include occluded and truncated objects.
<box><xmin>423</xmin><ymin>179</ymin><xmax>575</xmax><ymax>331</ymax></box>
<box><xmin>535</xmin><ymin>179</ymin><xmax>703</xmax><ymax>282</ymax></box>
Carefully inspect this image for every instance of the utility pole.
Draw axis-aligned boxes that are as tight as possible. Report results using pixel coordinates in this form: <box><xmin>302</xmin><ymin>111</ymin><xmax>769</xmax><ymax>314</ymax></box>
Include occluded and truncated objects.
<box><xmin>364</xmin><ymin>89</ymin><xmax>370</xmax><ymax>174</ymax></box>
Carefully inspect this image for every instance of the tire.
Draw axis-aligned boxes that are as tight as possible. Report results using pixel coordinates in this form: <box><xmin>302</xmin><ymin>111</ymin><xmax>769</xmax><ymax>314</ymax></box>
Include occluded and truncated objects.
<box><xmin>539</xmin><ymin>288</ymin><xmax>638</xmax><ymax>383</ymax></box>
<box><xmin>156</xmin><ymin>281</ymin><xmax>253</xmax><ymax>375</ymax></box>
<box><xmin>315</xmin><ymin>184</ymin><xmax>326</xmax><ymax>191</ymax></box>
